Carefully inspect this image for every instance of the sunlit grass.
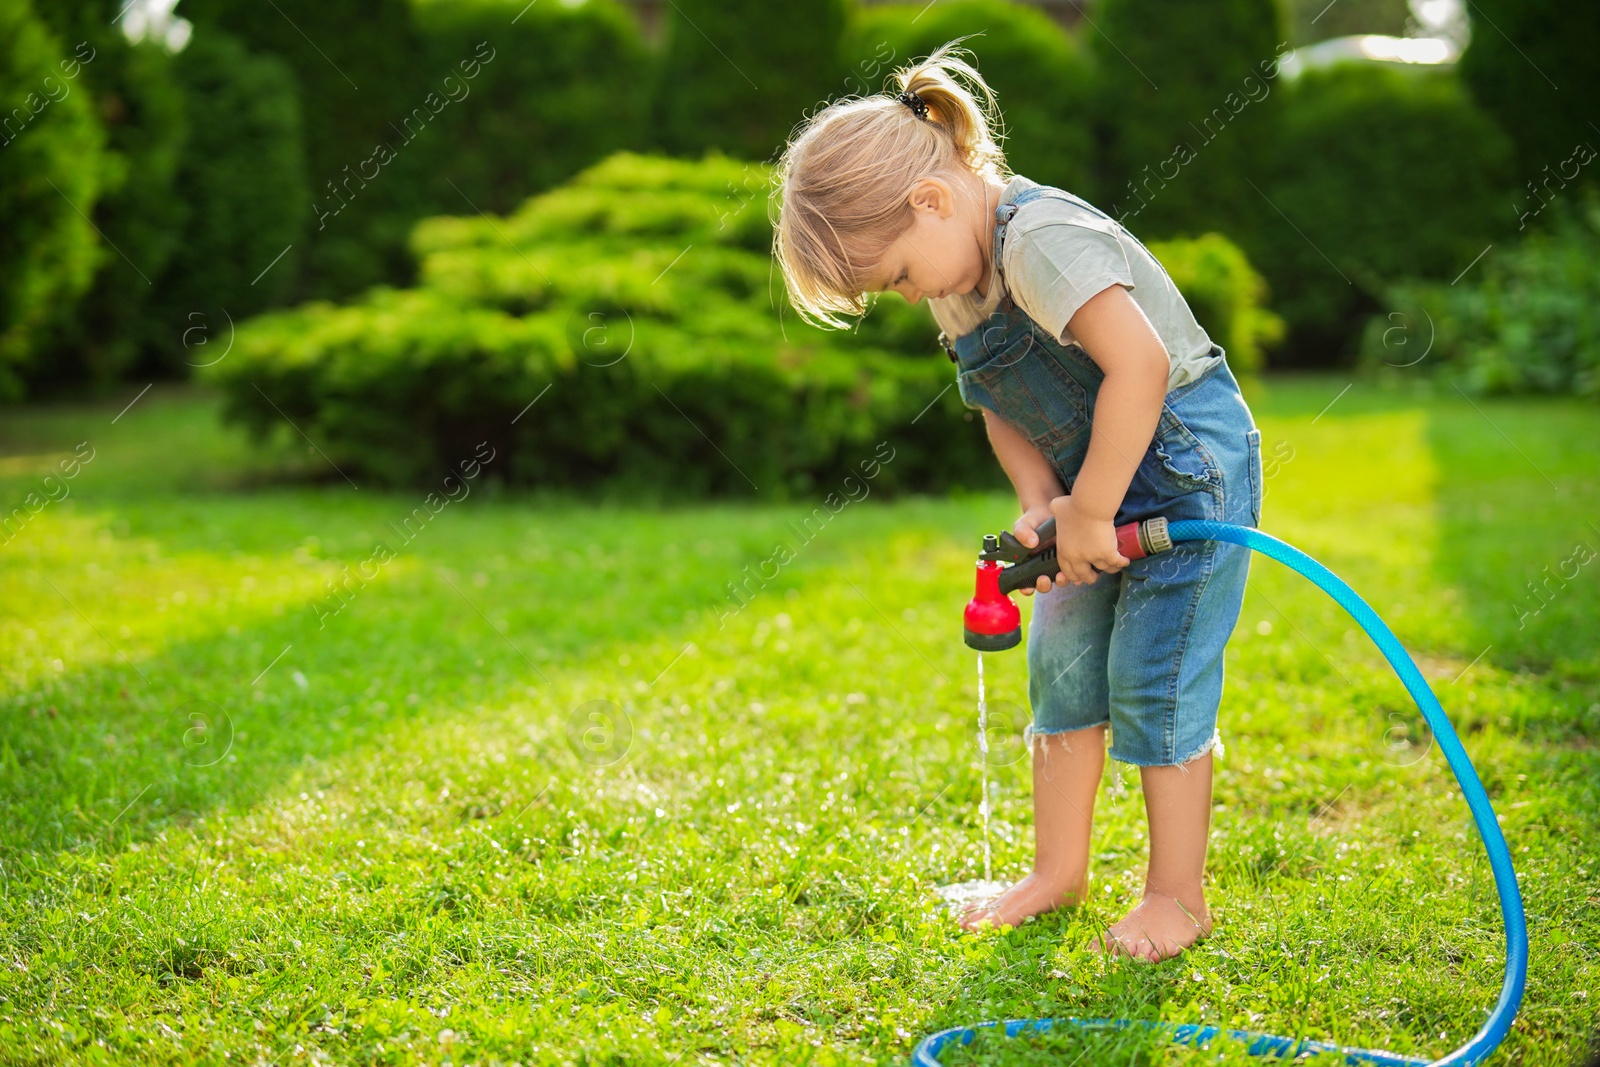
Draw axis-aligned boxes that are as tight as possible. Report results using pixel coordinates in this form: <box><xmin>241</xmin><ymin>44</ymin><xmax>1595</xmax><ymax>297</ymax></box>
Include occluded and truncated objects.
<box><xmin>0</xmin><ymin>380</ymin><xmax>1594</xmax><ymax>1066</ymax></box>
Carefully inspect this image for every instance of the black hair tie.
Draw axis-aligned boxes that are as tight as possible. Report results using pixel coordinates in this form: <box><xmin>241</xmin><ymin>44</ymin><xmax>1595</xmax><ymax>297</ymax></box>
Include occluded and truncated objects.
<box><xmin>897</xmin><ymin>89</ymin><xmax>929</xmax><ymax>120</ymax></box>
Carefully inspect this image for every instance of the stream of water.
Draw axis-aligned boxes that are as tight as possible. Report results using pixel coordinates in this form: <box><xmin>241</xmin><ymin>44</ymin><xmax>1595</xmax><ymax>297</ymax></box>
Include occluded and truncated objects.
<box><xmin>930</xmin><ymin>651</ymin><xmax>1008</xmax><ymax>915</ymax></box>
<box><xmin>976</xmin><ymin>650</ymin><xmax>992</xmax><ymax>883</ymax></box>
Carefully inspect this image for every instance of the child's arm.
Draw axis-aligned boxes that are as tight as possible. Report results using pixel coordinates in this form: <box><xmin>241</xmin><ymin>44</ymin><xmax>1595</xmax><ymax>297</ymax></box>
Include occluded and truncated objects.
<box><xmin>1050</xmin><ymin>284</ymin><xmax>1170</xmax><ymax>584</ymax></box>
<box><xmin>983</xmin><ymin>408</ymin><xmax>1065</xmax><ymax>514</ymax></box>
<box><xmin>982</xmin><ymin>409</ymin><xmax>1066</xmax><ymax>595</ymax></box>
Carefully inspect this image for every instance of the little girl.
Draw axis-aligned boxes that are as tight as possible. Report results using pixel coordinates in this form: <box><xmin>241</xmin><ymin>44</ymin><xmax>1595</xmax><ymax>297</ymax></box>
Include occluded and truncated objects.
<box><xmin>773</xmin><ymin>46</ymin><xmax>1263</xmax><ymax>962</ymax></box>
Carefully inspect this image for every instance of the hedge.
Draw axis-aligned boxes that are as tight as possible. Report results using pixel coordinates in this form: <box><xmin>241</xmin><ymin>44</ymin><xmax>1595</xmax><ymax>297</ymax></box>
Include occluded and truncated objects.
<box><xmin>1360</xmin><ymin>197</ymin><xmax>1600</xmax><ymax>399</ymax></box>
<box><xmin>839</xmin><ymin>1</ymin><xmax>1095</xmax><ymax>196</ymax></box>
<box><xmin>207</xmin><ymin>153</ymin><xmax>994</xmax><ymax>497</ymax></box>
<box><xmin>0</xmin><ymin>0</ymin><xmax>105</xmax><ymax>400</ymax></box>
<box><xmin>1239</xmin><ymin>64</ymin><xmax>1512</xmax><ymax>365</ymax></box>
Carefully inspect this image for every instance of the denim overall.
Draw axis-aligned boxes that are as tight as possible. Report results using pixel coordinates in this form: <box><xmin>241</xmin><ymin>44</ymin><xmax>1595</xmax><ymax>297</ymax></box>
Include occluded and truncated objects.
<box><xmin>945</xmin><ymin>184</ymin><xmax>1264</xmax><ymax>767</ymax></box>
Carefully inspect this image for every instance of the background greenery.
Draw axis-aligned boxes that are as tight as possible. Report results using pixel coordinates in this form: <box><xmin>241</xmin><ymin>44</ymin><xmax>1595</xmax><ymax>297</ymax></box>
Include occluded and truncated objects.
<box><xmin>3</xmin><ymin>0</ymin><xmax>1595</xmax><ymax>409</ymax></box>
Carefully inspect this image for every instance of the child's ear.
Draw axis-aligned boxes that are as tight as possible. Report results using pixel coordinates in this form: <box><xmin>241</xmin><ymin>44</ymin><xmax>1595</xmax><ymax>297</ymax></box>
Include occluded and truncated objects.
<box><xmin>908</xmin><ymin>177</ymin><xmax>955</xmax><ymax>218</ymax></box>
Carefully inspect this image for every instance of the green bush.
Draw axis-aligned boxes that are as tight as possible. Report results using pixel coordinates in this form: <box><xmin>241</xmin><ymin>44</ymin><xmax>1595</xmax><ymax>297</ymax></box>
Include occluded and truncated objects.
<box><xmin>1459</xmin><ymin>0</ymin><xmax>1600</xmax><ymax>189</ymax></box>
<box><xmin>1240</xmin><ymin>64</ymin><xmax>1513</xmax><ymax>365</ymax></box>
<box><xmin>1360</xmin><ymin>198</ymin><xmax>1600</xmax><ymax>399</ymax></box>
<box><xmin>0</xmin><ymin>0</ymin><xmax>106</xmax><ymax>400</ymax></box>
<box><xmin>410</xmin><ymin>0</ymin><xmax>647</xmax><ymax>215</ymax></box>
<box><xmin>1149</xmin><ymin>233</ymin><xmax>1283</xmax><ymax>379</ymax></box>
<box><xmin>839</xmin><ymin>1</ymin><xmax>1095</xmax><ymax>195</ymax></box>
<box><xmin>1086</xmin><ymin>0</ymin><xmax>1288</xmax><ymax>238</ymax></box>
<box><xmin>207</xmin><ymin>153</ymin><xmax>995</xmax><ymax>496</ymax></box>
<box><xmin>151</xmin><ymin>28</ymin><xmax>307</xmax><ymax>366</ymax></box>
<box><xmin>652</xmin><ymin>0</ymin><xmax>848</xmax><ymax>164</ymax></box>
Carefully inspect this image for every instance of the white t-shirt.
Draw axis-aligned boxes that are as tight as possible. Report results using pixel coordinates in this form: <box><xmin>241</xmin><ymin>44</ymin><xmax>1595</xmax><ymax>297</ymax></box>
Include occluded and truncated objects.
<box><xmin>929</xmin><ymin>175</ymin><xmax>1220</xmax><ymax>392</ymax></box>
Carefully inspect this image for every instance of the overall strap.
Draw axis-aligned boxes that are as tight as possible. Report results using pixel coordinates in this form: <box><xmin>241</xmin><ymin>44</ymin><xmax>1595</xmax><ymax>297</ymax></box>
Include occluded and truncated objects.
<box><xmin>990</xmin><ymin>183</ymin><xmax>1121</xmax><ymax>311</ymax></box>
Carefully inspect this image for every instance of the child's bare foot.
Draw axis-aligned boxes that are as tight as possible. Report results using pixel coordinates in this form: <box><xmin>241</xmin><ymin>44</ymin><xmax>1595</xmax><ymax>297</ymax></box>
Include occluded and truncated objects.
<box><xmin>1093</xmin><ymin>892</ymin><xmax>1210</xmax><ymax>961</ymax></box>
<box><xmin>958</xmin><ymin>872</ymin><xmax>1087</xmax><ymax>931</ymax></box>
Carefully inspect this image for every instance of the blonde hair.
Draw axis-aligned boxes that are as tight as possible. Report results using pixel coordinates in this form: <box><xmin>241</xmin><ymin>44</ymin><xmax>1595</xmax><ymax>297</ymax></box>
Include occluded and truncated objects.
<box><xmin>773</xmin><ymin>42</ymin><xmax>1010</xmax><ymax>330</ymax></box>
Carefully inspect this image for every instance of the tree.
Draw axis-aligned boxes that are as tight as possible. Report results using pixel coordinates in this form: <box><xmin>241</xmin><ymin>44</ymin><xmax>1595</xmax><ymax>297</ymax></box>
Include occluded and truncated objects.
<box><xmin>841</xmin><ymin>1</ymin><xmax>1096</xmax><ymax>197</ymax></box>
<box><xmin>179</xmin><ymin>0</ymin><xmax>426</xmax><ymax>297</ymax></box>
<box><xmin>652</xmin><ymin>0</ymin><xmax>848</xmax><ymax>163</ymax></box>
<box><xmin>150</xmin><ymin>28</ymin><xmax>308</xmax><ymax>375</ymax></box>
<box><xmin>0</xmin><ymin>0</ymin><xmax>107</xmax><ymax>398</ymax></box>
<box><xmin>1086</xmin><ymin>0</ymin><xmax>1289</xmax><ymax>239</ymax></box>
<box><xmin>1459</xmin><ymin>0</ymin><xmax>1600</xmax><ymax>195</ymax></box>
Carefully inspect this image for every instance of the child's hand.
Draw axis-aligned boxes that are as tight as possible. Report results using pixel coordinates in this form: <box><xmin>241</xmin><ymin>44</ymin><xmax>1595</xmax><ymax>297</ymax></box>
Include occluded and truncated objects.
<box><xmin>1010</xmin><ymin>504</ymin><xmax>1056</xmax><ymax>597</ymax></box>
<box><xmin>1046</xmin><ymin>495</ymin><xmax>1130</xmax><ymax>587</ymax></box>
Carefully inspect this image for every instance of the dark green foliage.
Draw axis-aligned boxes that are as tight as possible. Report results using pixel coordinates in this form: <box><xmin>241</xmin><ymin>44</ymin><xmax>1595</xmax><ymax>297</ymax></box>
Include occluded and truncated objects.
<box><xmin>0</xmin><ymin>0</ymin><xmax>106</xmax><ymax>400</ymax></box>
<box><xmin>1362</xmin><ymin>197</ymin><xmax>1600</xmax><ymax>399</ymax></box>
<box><xmin>1147</xmin><ymin>234</ymin><xmax>1283</xmax><ymax>378</ymax></box>
<box><xmin>179</xmin><ymin>0</ymin><xmax>427</xmax><ymax>297</ymax></box>
<box><xmin>206</xmin><ymin>153</ymin><xmax>995</xmax><ymax>496</ymax></box>
<box><xmin>652</xmin><ymin>0</ymin><xmax>848</xmax><ymax>164</ymax></box>
<box><xmin>1459</xmin><ymin>0</ymin><xmax>1600</xmax><ymax>190</ymax></box>
<box><xmin>411</xmin><ymin>0</ymin><xmax>648</xmax><ymax>215</ymax></box>
<box><xmin>1240</xmin><ymin>64</ymin><xmax>1512</xmax><ymax>365</ymax></box>
<box><xmin>29</xmin><ymin>18</ymin><xmax>190</xmax><ymax>392</ymax></box>
<box><xmin>840</xmin><ymin>1</ymin><xmax>1095</xmax><ymax>195</ymax></box>
<box><xmin>150</xmin><ymin>28</ymin><xmax>308</xmax><ymax>372</ymax></box>
<box><xmin>1087</xmin><ymin>0</ymin><xmax>1289</xmax><ymax>239</ymax></box>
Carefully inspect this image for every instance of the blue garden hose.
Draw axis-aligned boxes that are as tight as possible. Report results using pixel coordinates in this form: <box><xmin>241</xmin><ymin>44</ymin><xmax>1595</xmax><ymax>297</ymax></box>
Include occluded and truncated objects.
<box><xmin>918</xmin><ymin>520</ymin><xmax>1528</xmax><ymax>1067</ymax></box>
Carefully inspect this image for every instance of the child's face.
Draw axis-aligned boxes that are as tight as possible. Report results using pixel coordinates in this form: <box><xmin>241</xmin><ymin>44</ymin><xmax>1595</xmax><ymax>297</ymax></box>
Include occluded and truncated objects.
<box><xmin>871</xmin><ymin>176</ymin><xmax>990</xmax><ymax>305</ymax></box>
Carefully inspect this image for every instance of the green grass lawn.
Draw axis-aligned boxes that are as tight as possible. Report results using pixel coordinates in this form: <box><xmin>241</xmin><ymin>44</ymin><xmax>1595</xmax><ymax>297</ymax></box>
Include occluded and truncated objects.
<box><xmin>0</xmin><ymin>378</ymin><xmax>1595</xmax><ymax>1066</ymax></box>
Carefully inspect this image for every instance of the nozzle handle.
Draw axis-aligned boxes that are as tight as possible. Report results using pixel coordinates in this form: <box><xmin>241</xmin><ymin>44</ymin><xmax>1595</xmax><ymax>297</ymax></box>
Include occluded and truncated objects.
<box><xmin>993</xmin><ymin>517</ymin><xmax>1173</xmax><ymax>595</ymax></box>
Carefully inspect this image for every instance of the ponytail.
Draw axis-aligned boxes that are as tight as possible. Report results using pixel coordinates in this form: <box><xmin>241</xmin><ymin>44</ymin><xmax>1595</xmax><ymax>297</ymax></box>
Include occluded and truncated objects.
<box><xmin>895</xmin><ymin>41</ymin><xmax>1007</xmax><ymax>182</ymax></box>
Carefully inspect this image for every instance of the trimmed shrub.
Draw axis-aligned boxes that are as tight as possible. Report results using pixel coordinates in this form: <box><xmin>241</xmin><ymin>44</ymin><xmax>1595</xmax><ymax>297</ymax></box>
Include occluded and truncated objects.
<box><xmin>151</xmin><ymin>28</ymin><xmax>307</xmax><ymax>369</ymax></box>
<box><xmin>839</xmin><ymin>1</ymin><xmax>1095</xmax><ymax>195</ymax></box>
<box><xmin>410</xmin><ymin>0</ymin><xmax>647</xmax><ymax>215</ymax></box>
<box><xmin>207</xmin><ymin>153</ymin><xmax>995</xmax><ymax>497</ymax></box>
<box><xmin>1459</xmin><ymin>0</ymin><xmax>1600</xmax><ymax>189</ymax></box>
<box><xmin>652</xmin><ymin>0</ymin><xmax>848</xmax><ymax>164</ymax></box>
<box><xmin>1241</xmin><ymin>64</ymin><xmax>1513</xmax><ymax>365</ymax></box>
<box><xmin>1086</xmin><ymin>0</ymin><xmax>1289</xmax><ymax>238</ymax></box>
<box><xmin>1148</xmin><ymin>233</ymin><xmax>1282</xmax><ymax>379</ymax></box>
<box><xmin>0</xmin><ymin>0</ymin><xmax>106</xmax><ymax>400</ymax></box>
<box><xmin>1360</xmin><ymin>197</ymin><xmax>1600</xmax><ymax>399</ymax></box>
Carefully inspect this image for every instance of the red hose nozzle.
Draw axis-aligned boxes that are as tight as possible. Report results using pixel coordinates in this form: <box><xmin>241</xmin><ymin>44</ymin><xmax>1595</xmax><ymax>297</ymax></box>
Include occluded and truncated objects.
<box><xmin>963</xmin><ymin>517</ymin><xmax>1173</xmax><ymax>652</ymax></box>
<box><xmin>964</xmin><ymin>560</ymin><xmax>1022</xmax><ymax>651</ymax></box>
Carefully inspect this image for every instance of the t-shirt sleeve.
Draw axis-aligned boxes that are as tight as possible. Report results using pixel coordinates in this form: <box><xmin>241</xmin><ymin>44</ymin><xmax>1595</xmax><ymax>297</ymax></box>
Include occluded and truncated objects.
<box><xmin>1006</xmin><ymin>220</ymin><xmax>1135</xmax><ymax>344</ymax></box>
